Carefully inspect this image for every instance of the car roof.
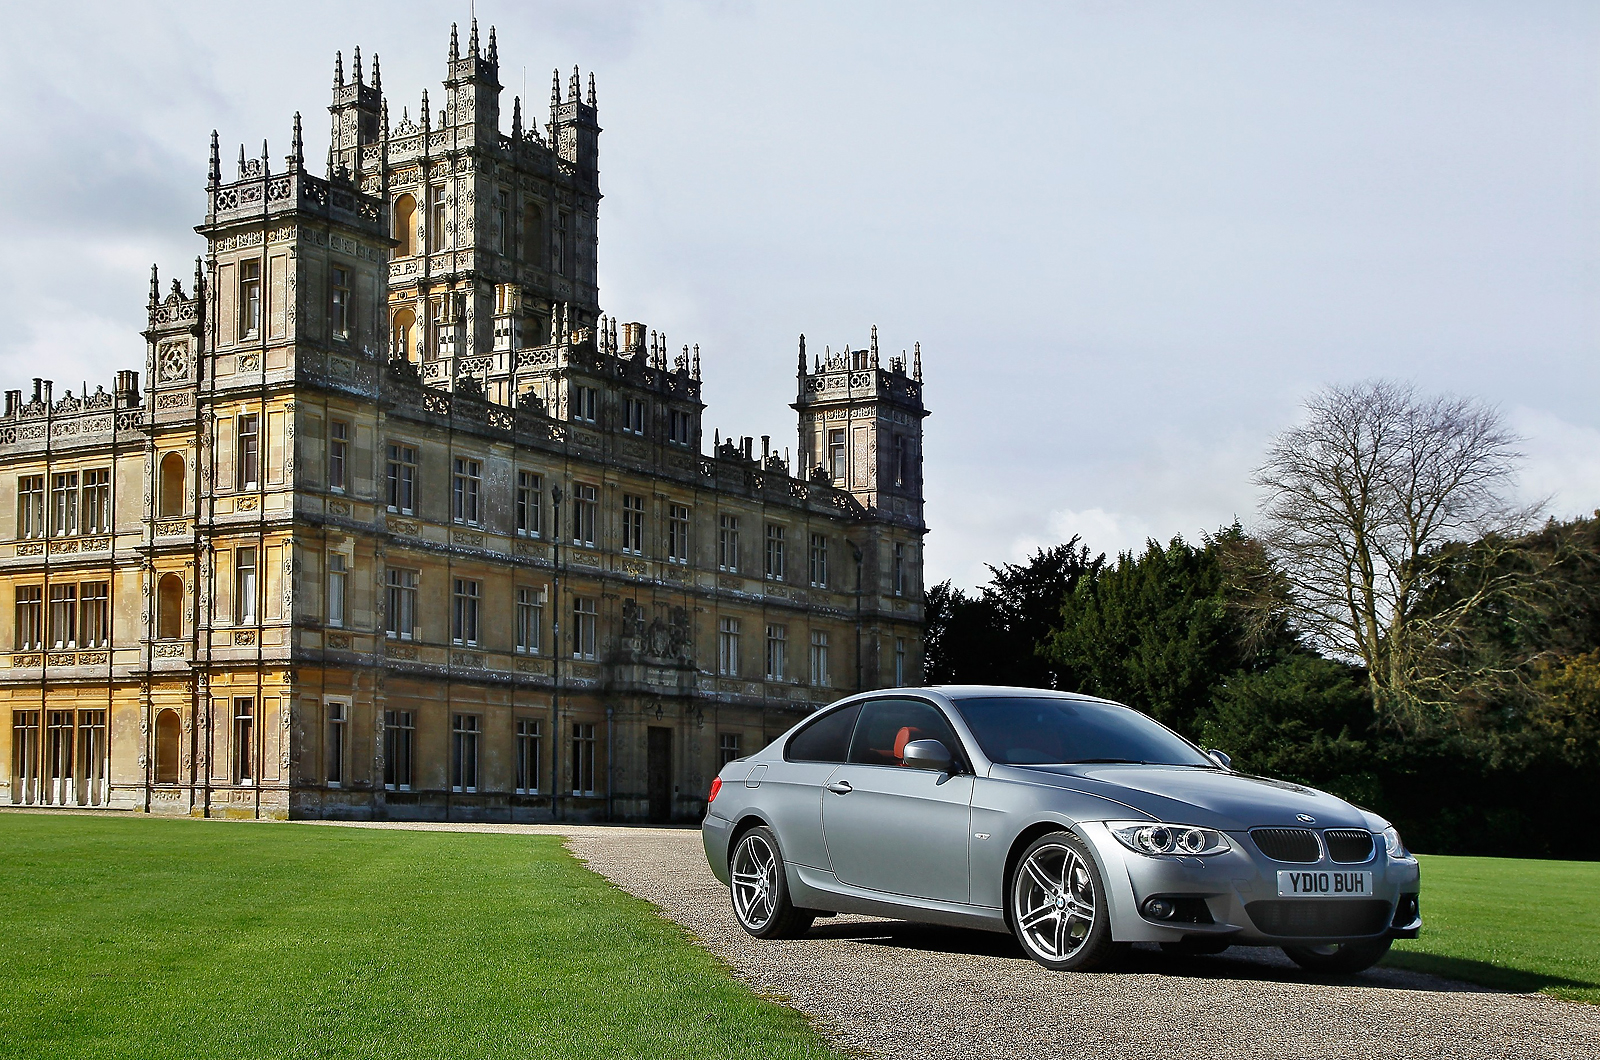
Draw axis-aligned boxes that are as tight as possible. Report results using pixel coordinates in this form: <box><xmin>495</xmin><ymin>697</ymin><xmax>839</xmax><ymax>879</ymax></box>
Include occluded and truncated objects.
<box><xmin>916</xmin><ymin>685</ymin><xmax>1121</xmax><ymax>704</ymax></box>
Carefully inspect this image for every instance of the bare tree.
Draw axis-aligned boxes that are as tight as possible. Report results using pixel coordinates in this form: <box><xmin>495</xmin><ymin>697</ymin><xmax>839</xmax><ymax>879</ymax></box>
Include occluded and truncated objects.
<box><xmin>1255</xmin><ymin>380</ymin><xmax>1532</xmax><ymax>717</ymax></box>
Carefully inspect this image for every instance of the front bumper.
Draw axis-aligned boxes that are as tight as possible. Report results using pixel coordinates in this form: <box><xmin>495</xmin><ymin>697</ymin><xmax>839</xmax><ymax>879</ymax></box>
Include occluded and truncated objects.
<box><xmin>1079</xmin><ymin>822</ymin><xmax>1422</xmax><ymax>946</ymax></box>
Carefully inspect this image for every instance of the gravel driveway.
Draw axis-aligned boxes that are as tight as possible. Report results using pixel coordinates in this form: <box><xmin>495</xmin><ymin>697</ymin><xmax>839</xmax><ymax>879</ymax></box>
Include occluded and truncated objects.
<box><xmin>314</xmin><ymin>821</ymin><xmax>1600</xmax><ymax>1059</ymax></box>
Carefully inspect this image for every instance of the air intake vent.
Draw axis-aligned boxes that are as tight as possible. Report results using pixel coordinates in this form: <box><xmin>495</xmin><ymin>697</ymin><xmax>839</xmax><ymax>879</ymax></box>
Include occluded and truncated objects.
<box><xmin>1250</xmin><ymin>828</ymin><xmax>1320</xmax><ymax>863</ymax></box>
<box><xmin>1324</xmin><ymin>829</ymin><xmax>1375</xmax><ymax>863</ymax></box>
<box><xmin>1245</xmin><ymin>899</ymin><xmax>1390</xmax><ymax>938</ymax></box>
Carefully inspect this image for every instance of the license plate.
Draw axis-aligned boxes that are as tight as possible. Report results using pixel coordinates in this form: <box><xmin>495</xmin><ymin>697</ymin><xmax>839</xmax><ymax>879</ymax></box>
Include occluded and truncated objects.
<box><xmin>1276</xmin><ymin>870</ymin><xmax>1373</xmax><ymax>897</ymax></box>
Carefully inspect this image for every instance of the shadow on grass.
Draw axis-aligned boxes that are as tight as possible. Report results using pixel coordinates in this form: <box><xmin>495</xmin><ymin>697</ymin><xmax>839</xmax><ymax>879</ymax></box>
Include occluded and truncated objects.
<box><xmin>1383</xmin><ymin>951</ymin><xmax>1599</xmax><ymax>1002</ymax></box>
<box><xmin>803</xmin><ymin>918</ymin><xmax>1599</xmax><ymax>999</ymax></box>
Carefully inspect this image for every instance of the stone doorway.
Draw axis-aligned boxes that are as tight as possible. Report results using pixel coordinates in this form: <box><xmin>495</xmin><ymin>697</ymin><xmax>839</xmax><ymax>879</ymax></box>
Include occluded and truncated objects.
<box><xmin>647</xmin><ymin>726</ymin><xmax>672</xmax><ymax>823</ymax></box>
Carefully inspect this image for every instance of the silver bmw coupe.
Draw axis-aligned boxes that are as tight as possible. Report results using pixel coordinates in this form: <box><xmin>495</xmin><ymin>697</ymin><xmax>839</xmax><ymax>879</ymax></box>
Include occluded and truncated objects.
<box><xmin>702</xmin><ymin>686</ymin><xmax>1421</xmax><ymax>972</ymax></box>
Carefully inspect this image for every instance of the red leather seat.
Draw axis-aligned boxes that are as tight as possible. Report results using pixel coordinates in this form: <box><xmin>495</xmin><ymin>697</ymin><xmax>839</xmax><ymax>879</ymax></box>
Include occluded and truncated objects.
<box><xmin>893</xmin><ymin>725</ymin><xmax>923</xmax><ymax>763</ymax></box>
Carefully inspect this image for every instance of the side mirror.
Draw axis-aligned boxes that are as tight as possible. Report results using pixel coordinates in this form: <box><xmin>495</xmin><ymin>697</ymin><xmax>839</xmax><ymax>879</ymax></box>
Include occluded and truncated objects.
<box><xmin>902</xmin><ymin>739</ymin><xmax>954</xmax><ymax>773</ymax></box>
<box><xmin>1207</xmin><ymin>749</ymin><xmax>1232</xmax><ymax>770</ymax></box>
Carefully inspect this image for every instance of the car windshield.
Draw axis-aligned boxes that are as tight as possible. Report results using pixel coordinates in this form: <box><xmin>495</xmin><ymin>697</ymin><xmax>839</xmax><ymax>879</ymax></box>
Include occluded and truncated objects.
<box><xmin>952</xmin><ymin>696</ymin><xmax>1214</xmax><ymax>767</ymax></box>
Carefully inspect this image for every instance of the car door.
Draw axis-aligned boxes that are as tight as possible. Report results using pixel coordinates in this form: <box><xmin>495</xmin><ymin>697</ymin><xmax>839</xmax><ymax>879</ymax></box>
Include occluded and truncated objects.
<box><xmin>764</xmin><ymin>701</ymin><xmax>864</xmax><ymax>870</ymax></box>
<box><xmin>821</xmin><ymin>697</ymin><xmax>975</xmax><ymax>903</ymax></box>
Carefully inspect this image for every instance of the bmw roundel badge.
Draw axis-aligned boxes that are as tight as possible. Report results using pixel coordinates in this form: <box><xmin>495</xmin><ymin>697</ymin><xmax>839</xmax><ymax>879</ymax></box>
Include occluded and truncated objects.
<box><xmin>1296</xmin><ymin>813</ymin><xmax>1316</xmax><ymax>824</ymax></box>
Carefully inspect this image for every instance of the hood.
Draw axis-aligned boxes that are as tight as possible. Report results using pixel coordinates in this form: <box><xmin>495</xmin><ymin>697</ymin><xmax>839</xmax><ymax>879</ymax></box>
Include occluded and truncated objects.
<box><xmin>997</xmin><ymin>763</ymin><xmax>1369</xmax><ymax>831</ymax></box>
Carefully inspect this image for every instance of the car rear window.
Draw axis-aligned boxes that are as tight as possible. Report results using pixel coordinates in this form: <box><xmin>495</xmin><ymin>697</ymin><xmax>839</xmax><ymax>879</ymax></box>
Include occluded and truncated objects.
<box><xmin>953</xmin><ymin>696</ymin><xmax>1212</xmax><ymax>767</ymax></box>
<box><xmin>786</xmin><ymin>702</ymin><xmax>863</xmax><ymax>763</ymax></box>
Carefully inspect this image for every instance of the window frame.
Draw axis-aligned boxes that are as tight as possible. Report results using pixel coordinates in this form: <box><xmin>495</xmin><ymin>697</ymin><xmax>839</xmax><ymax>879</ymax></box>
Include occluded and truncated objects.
<box><xmin>327</xmin><ymin>553</ymin><xmax>348</xmax><ymax>628</ymax></box>
<box><xmin>516</xmin><ymin>586</ymin><xmax>544</xmax><ymax>654</ymax></box>
<box><xmin>452</xmin><ymin>457</ymin><xmax>482</xmax><ymax>526</ymax></box>
<box><xmin>328</xmin><ymin>420</ymin><xmax>350</xmax><ymax>492</ymax></box>
<box><xmin>384</xmin><ymin>709</ymin><xmax>415</xmax><ymax>791</ymax></box>
<box><xmin>765</xmin><ymin>623</ymin><xmax>787</xmax><ymax>682</ymax></box>
<box><xmin>718</xmin><ymin>514</ymin><xmax>740</xmax><ymax>573</ymax></box>
<box><xmin>385</xmin><ymin>567</ymin><xmax>418</xmax><ymax>640</ymax></box>
<box><xmin>621</xmin><ymin>493</ymin><xmax>644</xmax><ymax>555</ymax></box>
<box><xmin>386</xmin><ymin>443</ymin><xmax>417</xmax><ymax>514</ymax></box>
<box><xmin>668</xmin><ymin>504</ymin><xmax>691</xmax><ymax>564</ymax></box>
<box><xmin>718</xmin><ymin>616</ymin><xmax>741</xmax><ymax>677</ymax></box>
<box><xmin>239</xmin><ymin>259</ymin><xmax>262</xmax><ymax>338</ymax></box>
<box><xmin>330</xmin><ymin>265</ymin><xmax>351</xmax><ymax>341</ymax></box>
<box><xmin>452</xmin><ymin>577</ymin><xmax>481</xmax><ymax>647</ymax></box>
<box><xmin>516</xmin><ymin>470</ymin><xmax>542</xmax><ymax>537</ymax></box>
<box><xmin>572</xmin><ymin>596</ymin><xmax>597</xmax><ymax>660</ymax></box>
<box><xmin>237</xmin><ymin>414</ymin><xmax>261</xmax><ymax>490</ymax></box>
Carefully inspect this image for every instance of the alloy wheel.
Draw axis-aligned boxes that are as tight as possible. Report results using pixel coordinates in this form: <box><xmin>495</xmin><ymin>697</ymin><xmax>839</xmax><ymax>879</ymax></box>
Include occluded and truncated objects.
<box><xmin>1013</xmin><ymin>841</ymin><xmax>1097</xmax><ymax>962</ymax></box>
<box><xmin>731</xmin><ymin>833</ymin><xmax>779</xmax><ymax>931</ymax></box>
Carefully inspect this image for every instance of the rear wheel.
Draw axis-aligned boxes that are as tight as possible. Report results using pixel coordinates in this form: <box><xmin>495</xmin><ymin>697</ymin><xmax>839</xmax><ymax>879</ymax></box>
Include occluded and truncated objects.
<box><xmin>1283</xmin><ymin>937</ymin><xmax>1391</xmax><ymax>973</ymax></box>
<box><xmin>729</xmin><ymin>826</ymin><xmax>815</xmax><ymax>939</ymax></box>
<box><xmin>1008</xmin><ymin>831</ymin><xmax>1123</xmax><ymax>971</ymax></box>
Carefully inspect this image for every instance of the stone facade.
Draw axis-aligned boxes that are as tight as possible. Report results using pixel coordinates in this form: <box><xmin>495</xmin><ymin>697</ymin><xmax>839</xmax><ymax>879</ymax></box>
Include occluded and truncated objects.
<box><xmin>0</xmin><ymin>22</ymin><xmax>928</xmax><ymax>822</ymax></box>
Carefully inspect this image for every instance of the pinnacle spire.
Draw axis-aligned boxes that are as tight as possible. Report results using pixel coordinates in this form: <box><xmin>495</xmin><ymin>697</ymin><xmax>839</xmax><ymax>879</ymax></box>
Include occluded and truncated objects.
<box><xmin>450</xmin><ymin>22</ymin><xmax>460</xmax><ymax>63</ymax></box>
<box><xmin>290</xmin><ymin>112</ymin><xmax>304</xmax><ymax>169</ymax></box>
<box><xmin>353</xmin><ymin>46</ymin><xmax>363</xmax><ymax>85</ymax></box>
<box><xmin>372</xmin><ymin>52</ymin><xmax>382</xmax><ymax>94</ymax></box>
<box><xmin>587</xmin><ymin>72</ymin><xmax>596</xmax><ymax>107</ymax></box>
<box><xmin>334</xmin><ymin>50</ymin><xmax>343</xmax><ymax>87</ymax></box>
<box><xmin>469</xmin><ymin>18</ymin><xmax>479</xmax><ymax>57</ymax></box>
<box><xmin>511</xmin><ymin>95</ymin><xmax>522</xmax><ymax>139</ymax></box>
<box><xmin>149</xmin><ymin>264</ymin><xmax>159</xmax><ymax>307</ymax></box>
<box><xmin>194</xmin><ymin>257</ymin><xmax>204</xmax><ymax>301</ymax></box>
<box><xmin>913</xmin><ymin>342</ymin><xmax>922</xmax><ymax>381</ymax></box>
<box><xmin>870</xmin><ymin>323</ymin><xmax>879</xmax><ymax>366</ymax></box>
<box><xmin>421</xmin><ymin>89</ymin><xmax>431</xmax><ymax>130</ymax></box>
<box><xmin>798</xmin><ymin>334</ymin><xmax>807</xmax><ymax>371</ymax></box>
<box><xmin>488</xmin><ymin>25</ymin><xmax>498</xmax><ymax>65</ymax></box>
<box><xmin>569</xmin><ymin>65</ymin><xmax>580</xmax><ymax>101</ymax></box>
<box><xmin>550</xmin><ymin>68</ymin><xmax>561</xmax><ymax>110</ymax></box>
<box><xmin>208</xmin><ymin>129</ymin><xmax>221</xmax><ymax>186</ymax></box>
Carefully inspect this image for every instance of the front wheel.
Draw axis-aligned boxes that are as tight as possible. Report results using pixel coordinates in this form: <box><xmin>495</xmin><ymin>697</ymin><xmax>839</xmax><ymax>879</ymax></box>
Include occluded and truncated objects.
<box><xmin>729</xmin><ymin>825</ymin><xmax>815</xmax><ymax>939</ymax></box>
<box><xmin>1283</xmin><ymin>937</ymin><xmax>1392</xmax><ymax>973</ymax></box>
<box><xmin>1008</xmin><ymin>831</ymin><xmax>1123</xmax><ymax>971</ymax></box>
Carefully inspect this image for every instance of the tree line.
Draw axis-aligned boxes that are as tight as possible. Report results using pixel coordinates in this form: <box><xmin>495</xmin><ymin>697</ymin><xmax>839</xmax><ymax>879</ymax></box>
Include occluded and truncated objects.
<box><xmin>927</xmin><ymin>381</ymin><xmax>1600</xmax><ymax>859</ymax></box>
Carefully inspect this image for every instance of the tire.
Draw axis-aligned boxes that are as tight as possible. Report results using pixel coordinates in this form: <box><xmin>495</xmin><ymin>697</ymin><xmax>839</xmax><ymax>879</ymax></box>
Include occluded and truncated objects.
<box><xmin>1283</xmin><ymin>937</ymin><xmax>1392</xmax><ymax>974</ymax></box>
<box><xmin>1008</xmin><ymin>831</ymin><xmax>1124</xmax><ymax>971</ymax></box>
<box><xmin>728</xmin><ymin>825</ymin><xmax>816</xmax><ymax>939</ymax></box>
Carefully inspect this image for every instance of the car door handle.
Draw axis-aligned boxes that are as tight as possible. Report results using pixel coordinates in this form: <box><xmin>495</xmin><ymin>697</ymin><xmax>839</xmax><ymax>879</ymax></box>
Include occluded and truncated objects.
<box><xmin>825</xmin><ymin>780</ymin><xmax>853</xmax><ymax>795</ymax></box>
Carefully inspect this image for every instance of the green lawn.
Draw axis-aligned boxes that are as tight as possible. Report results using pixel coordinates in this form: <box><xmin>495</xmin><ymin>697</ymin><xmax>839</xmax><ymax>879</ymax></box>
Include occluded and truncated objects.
<box><xmin>0</xmin><ymin>814</ymin><xmax>838</xmax><ymax>1060</ymax></box>
<box><xmin>1385</xmin><ymin>853</ymin><xmax>1600</xmax><ymax>1004</ymax></box>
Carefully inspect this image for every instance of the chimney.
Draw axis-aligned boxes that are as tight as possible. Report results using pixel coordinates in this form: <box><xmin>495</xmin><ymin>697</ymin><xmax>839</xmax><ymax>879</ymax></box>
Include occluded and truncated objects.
<box><xmin>4</xmin><ymin>391</ymin><xmax>19</xmax><ymax>417</ymax></box>
<box><xmin>115</xmin><ymin>371</ymin><xmax>141</xmax><ymax>407</ymax></box>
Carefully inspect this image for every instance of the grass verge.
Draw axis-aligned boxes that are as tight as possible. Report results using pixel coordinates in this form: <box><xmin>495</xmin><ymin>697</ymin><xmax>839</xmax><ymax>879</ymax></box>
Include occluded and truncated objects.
<box><xmin>1385</xmin><ymin>853</ymin><xmax>1600</xmax><ymax>1004</ymax></box>
<box><xmin>0</xmin><ymin>814</ymin><xmax>840</xmax><ymax>1060</ymax></box>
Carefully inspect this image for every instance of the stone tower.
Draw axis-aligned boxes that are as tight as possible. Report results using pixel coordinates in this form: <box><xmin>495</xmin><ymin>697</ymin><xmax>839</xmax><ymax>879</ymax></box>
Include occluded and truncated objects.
<box><xmin>364</xmin><ymin>21</ymin><xmax>602</xmax><ymax>396</ymax></box>
<box><xmin>792</xmin><ymin>327</ymin><xmax>927</xmax><ymax>527</ymax></box>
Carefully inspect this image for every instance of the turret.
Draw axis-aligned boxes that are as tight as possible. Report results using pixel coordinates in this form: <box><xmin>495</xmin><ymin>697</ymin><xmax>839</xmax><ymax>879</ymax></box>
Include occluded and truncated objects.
<box><xmin>792</xmin><ymin>326</ymin><xmax>928</xmax><ymax>524</ymax></box>
<box><xmin>444</xmin><ymin>18</ymin><xmax>502</xmax><ymax>141</ymax></box>
<box><xmin>329</xmin><ymin>45</ymin><xmax>383</xmax><ymax>177</ymax></box>
<box><xmin>550</xmin><ymin>64</ymin><xmax>601</xmax><ymax>181</ymax></box>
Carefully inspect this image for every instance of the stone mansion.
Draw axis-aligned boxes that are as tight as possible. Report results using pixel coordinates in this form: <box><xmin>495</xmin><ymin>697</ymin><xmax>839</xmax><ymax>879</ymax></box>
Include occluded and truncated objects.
<box><xmin>0</xmin><ymin>22</ymin><xmax>927</xmax><ymax>821</ymax></box>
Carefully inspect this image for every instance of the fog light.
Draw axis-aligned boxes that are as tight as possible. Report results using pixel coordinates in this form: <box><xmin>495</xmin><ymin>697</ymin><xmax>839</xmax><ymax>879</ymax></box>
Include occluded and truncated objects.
<box><xmin>1142</xmin><ymin>897</ymin><xmax>1177</xmax><ymax>920</ymax></box>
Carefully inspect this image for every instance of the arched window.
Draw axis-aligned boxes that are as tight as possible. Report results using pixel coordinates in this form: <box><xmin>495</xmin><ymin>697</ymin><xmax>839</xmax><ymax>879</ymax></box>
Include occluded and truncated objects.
<box><xmin>155</xmin><ymin>709</ymin><xmax>180</xmax><ymax>785</ymax></box>
<box><xmin>391</xmin><ymin>308</ymin><xmax>418</xmax><ymax>363</ymax></box>
<box><xmin>157</xmin><ymin>574</ymin><xmax>184</xmax><ymax>640</ymax></box>
<box><xmin>158</xmin><ymin>452</ymin><xmax>185</xmax><ymax>517</ymax></box>
<box><xmin>522</xmin><ymin>204</ymin><xmax>544</xmax><ymax>266</ymax></box>
<box><xmin>393</xmin><ymin>194</ymin><xmax>417</xmax><ymax>257</ymax></box>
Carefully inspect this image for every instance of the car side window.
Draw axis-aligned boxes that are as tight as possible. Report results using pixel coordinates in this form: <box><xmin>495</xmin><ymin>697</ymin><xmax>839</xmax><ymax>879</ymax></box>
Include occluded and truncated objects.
<box><xmin>847</xmin><ymin>699</ymin><xmax>963</xmax><ymax>768</ymax></box>
<box><xmin>785</xmin><ymin>702</ymin><xmax>863</xmax><ymax>763</ymax></box>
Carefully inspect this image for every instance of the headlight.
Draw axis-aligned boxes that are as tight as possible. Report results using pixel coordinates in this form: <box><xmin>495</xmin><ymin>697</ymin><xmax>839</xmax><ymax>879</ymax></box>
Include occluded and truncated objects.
<box><xmin>1382</xmin><ymin>825</ymin><xmax>1410</xmax><ymax>859</ymax></box>
<box><xmin>1108</xmin><ymin>821</ymin><xmax>1231</xmax><ymax>856</ymax></box>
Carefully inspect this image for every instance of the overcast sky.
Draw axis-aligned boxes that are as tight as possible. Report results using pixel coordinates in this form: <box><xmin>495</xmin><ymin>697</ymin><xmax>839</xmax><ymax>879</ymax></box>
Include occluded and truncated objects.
<box><xmin>2</xmin><ymin>1</ymin><xmax>1596</xmax><ymax>589</ymax></box>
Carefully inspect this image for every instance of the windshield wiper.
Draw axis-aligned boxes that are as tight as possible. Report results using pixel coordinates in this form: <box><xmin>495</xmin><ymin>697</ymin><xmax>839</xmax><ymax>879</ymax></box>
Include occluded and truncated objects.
<box><xmin>1062</xmin><ymin>758</ymin><xmax>1147</xmax><ymax>765</ymax></box>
